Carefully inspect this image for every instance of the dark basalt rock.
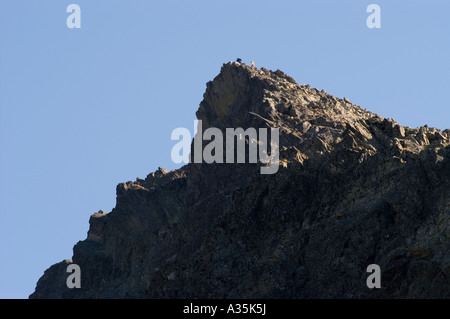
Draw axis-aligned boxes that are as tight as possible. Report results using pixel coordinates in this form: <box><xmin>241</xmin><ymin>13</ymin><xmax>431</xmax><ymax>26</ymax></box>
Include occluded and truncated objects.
<box><xmin>30</xmin><ymin>62</ymin><xmax>450</xmax><ymax>299</ymax></box>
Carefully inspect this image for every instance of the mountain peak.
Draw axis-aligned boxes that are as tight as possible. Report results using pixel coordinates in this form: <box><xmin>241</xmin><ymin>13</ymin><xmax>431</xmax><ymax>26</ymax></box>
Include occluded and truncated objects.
<box><xmin>198</xmin><ymin>62</ymin><xmax>375</xmax><ymax>129</ymax></box>
<box><xmin>30</xmin><ymin>63</ymin><xmax>450</xmax><ymax>299</ymax></box>
<box><xmin>197</xmin><ymin>62</ymin><xmax>449</xmax><ymax>169</ymax></box>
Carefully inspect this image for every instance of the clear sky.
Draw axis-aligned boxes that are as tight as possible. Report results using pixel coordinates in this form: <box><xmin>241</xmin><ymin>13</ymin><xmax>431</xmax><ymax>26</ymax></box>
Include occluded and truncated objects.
<box><xmin>0</xmin><ymin>0</ymin><xmax>449</xmax><ymax>298</ymax></box>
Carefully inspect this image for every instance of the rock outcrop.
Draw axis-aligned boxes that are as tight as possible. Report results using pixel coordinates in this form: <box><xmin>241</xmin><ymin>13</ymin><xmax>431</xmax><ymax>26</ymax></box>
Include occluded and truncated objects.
<box><xmin>30</xmin><ymin>62</ymin><xmax>450</xmax><ymax>298</ymax></box>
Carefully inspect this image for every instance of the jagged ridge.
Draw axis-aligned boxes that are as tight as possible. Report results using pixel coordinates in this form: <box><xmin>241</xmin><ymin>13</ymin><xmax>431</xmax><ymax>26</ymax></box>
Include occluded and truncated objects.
<box><xmin>30</xmin><ymin>62</ymin><xmax>450</xmax><ymax>299</ymax></box>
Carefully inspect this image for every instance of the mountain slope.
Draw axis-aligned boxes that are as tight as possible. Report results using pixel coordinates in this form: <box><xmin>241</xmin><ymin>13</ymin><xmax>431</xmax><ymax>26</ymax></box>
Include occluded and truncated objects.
<box><xmin>30</xmin><ymin>62</ymin><xmax>450</xmax><ymax>298</ymax></box>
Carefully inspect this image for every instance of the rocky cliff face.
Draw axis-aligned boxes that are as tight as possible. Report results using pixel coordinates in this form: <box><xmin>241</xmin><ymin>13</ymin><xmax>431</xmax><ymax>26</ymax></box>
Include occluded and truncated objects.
<box><xmin>30</xmin><ymin>62</ymin><xmax>450</xmax><ymax>298</ymax></box>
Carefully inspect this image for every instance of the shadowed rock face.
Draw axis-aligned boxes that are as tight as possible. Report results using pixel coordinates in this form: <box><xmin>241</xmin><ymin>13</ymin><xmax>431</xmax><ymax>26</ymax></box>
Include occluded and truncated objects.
<box><xmin>30</xmin><ymin>62</ymin><xmax>450</xmax><ymax>299</ymax></box>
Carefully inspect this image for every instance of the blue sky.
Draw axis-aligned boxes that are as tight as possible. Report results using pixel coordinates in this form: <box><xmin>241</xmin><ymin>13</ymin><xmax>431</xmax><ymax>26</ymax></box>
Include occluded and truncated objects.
<box><xmin>0</xmin><ymin>0</ymin><xmax>449</xmax><ymax>298</ymax></box>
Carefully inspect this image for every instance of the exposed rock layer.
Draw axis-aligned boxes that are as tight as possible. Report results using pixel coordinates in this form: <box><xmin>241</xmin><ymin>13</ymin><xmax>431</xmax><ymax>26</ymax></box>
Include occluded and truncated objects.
<box><xmin>30</xmin><ymin>62</ymin><xmax>450</xmax><ymax>298</ymax></box>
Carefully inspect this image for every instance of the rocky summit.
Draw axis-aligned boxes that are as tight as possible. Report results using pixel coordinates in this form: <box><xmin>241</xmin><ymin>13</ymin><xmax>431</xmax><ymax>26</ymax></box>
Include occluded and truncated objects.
<box><xmin>30</xmin><ymin>62</ymin><xmax>450</xmax><ymax>298</ymax></box>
